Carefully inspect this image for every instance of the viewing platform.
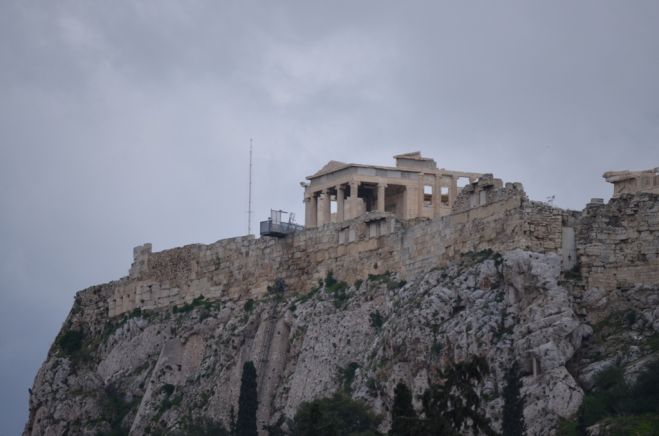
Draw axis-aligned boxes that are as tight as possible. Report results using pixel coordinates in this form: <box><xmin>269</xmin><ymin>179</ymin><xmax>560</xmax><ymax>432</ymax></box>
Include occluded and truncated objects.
<box><xmin>260</xmin><ymin>210</ymin><xmax>304</xmax><ymax>237</ymax></box>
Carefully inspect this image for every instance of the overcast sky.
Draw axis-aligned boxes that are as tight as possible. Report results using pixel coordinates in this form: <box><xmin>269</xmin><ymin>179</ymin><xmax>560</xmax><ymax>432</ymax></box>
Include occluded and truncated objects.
<box><xmin>1</xmin><ymin>1</ymin><xmax>659</xmax><ymax>433</ymax></box>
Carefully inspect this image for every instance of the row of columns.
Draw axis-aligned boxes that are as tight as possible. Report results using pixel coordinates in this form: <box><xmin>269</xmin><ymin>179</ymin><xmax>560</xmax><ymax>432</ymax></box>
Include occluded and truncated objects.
<box><xmin>305</xmin><ymin>181</ymin><xmax>388</xmax><ymax>228</ymax></box>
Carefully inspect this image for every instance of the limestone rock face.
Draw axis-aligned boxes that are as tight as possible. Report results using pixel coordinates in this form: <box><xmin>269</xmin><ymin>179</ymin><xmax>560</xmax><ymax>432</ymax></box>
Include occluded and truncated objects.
<box><xmin>24</xmin><ymin>248</ymin><xmax>659</xmax><ymax>436</ymax></box>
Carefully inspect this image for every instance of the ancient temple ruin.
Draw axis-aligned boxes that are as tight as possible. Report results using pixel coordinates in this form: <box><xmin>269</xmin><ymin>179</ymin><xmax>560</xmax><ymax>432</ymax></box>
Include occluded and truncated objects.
<box><xmin>603</xmin><ymin>167</ymin><xmax>659</xmax><ymax>197</ymax></box>
<box><xmin>302</xmin><ymin>152</ymin><xmax>482</xmax><ymax>227</ymax></box>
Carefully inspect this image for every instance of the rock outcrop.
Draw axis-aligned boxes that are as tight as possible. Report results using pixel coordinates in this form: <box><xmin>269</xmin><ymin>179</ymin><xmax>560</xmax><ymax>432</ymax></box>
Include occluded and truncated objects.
<box><xmin>24</xmin><ymin>193</ymin><xmax>659</xmax><ymax>436</ymax></box>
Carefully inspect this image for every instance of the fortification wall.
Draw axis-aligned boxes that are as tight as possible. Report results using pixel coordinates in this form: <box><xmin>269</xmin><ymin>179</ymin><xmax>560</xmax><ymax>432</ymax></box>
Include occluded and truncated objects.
<box><xmin>577</xmin><ymin>193</ymin><xmax>659</xmax><ymax>294</ymax></box>
<box><xmin>108</xmin><ymin>186</ymin><xmax>579</xmax><ymax>317</ymax></box>
<box><xmin>109</xmin><ymin>215</ymin><xmax>405</xmax><ymax>317</ymax></box>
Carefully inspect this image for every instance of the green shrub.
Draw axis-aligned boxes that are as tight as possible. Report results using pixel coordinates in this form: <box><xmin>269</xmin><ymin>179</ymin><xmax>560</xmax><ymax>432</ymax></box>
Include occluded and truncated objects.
<box><xmin>557</xmin><ymin>418</ymin><xmax>578</xmax><ymax>436</ymax></box>
<box><xmin>98</xmin><ymin>384</ymin><xmax>136</xmax><ymax>435</ymax></box>
<box><xmin>369</xmin><ymin>311</ymin><xmax>384</xmax><ymax>330</ymax></box>
<box><xmin>173</xmin><ymin>295</ymin><xmax>217</xmax><ymax>314</ymax></box>
<box><xmin>57</xmin><ymin>329</ymin><xmax>84</xmax><ymax>356</ymax></box>
<box><xmin>390</xmin><ymin>382</ymin><xmax>417</xmax><ymax>436</ymax></box>
<box><xmin>366</xmin><ymin>271</ymin><xmax>405</xmax><ymax>290</ymax></box>
<box><xmin>368</xmin><ymin>271</ymin><xmax>391</xmax><ymax>283</ymax></box>
<box><xmin>602</xmin><ymin>414</ymin><xmax>659</xmax><ymax>435</ymax></box>
<box><xmin>421</xmin><ymin>356</ymin><xmax>494</xmax><ymax>435</ymax></box>
<box><xmin>244</xmin><ymin>299</ymin><xmax>255</xmax><ymax>312</ymax></box>
<box><xmin>178</xmin><ymin>416</ymin><xmax>230</xmax><ymax>436</ymax></box>
<box><xmin>564</xmin><ymin>263</ymin><xmax>582</xmax><ymax>281</ymax></box>
<box><xmin>326</xmin><ymin>271</ymin><xmax>349</xmax><ymax>308</ymax></box>
<box><xmin>293</xmin><ymin>392</ymin><xmax>381</xmax><ymax>435</ymax></box>
<box><xmin>339</xmin><ymin>362</ymin><xmax>360</xmax><ymax>394</ymax></box>
<box><xmin>268</xmin><ymin>278</ymin><xmax>287</xmax><ymax>294</ymax></box>
<box><xmin>577</xmin><ymin>360</ymin><xmax>659</xmax><ymax>433</ymax></box>
<box><xmin>162</xmin><ymin>384</ymin><xmax>175</xmax><ymax>396</ymax></box>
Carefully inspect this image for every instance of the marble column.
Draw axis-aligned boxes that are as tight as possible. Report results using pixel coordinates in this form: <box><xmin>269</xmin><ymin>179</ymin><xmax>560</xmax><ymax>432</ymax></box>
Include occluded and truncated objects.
<box><xmin>336</xmin><ymin>185</ymin><xmax>345</xmax><ymax>222</ymax></box>
<box><xmin>377</xmin><ymin>183</ymin><xmax>386</xmax><ymax>212</ymax></box>
<box><xmin>304</xmin><ymin>196</ymin><xmax>311</xmax><ymax>227</ymax></box>
<box><xmin>417</xmin><ymin>173</ymin><xmax>425</xmax><ymax>217</ymax></box>
<box><xmin>306</xmin><ymin>194</ymin><xmax>317</xmax><ymax>228</ymax></box>
<box><xmin>432</xmin><ymin>177</ymin><xmax>440</xmax><ymax>217</ymax></box>
<box><xmin>319</xmin><ymin>189</ymin><xmax>331</xmax><ymax>225</ymax></box>
<box><xmin>348</xmin><ymin>181</ymin><xmax>360</xmax><ymax>220</ymax></box>
<box><xmin>449</xmin><ymin>177</ymin><xmax>458</xmax><ymax>207</ymax></box>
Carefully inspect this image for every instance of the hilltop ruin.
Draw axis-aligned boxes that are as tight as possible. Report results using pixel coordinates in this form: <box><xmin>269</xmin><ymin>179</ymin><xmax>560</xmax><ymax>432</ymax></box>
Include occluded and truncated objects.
<box><xmin>108</xmin><ymin>155</ymin><xmax>658</xmax><ymax>321</ymax></box>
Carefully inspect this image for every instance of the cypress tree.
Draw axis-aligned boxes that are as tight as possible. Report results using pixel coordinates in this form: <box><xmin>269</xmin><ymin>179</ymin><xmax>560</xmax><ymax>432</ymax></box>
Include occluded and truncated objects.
<box><xmin>237</xmin><ymin>361</ymin><xmax>258</xmax><ymax>436</ymax></box>
<box><xmin>390</xmin><ymin>381</ymin><xmax>417</xmax><ymax>436</ymax></box>
<box><xmin>502</xmin><ymin>361</ymin><xmax>526</xmax><ymax>436</ymax></box>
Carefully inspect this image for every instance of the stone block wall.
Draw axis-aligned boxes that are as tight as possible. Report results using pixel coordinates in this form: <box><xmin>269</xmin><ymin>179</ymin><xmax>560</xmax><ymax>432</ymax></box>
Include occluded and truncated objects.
<box><xmin>108</xmin><ymin>214</ymin><xmax>405</xmax><ymax>317</ymax></box>
<box><xmin>108</xmin><ymin>183</ymin><xmax>582</xmax><ymax>317</ymax></box>
<box><xmin>577</xmin><ymin>193</ymin><xmax>659</xmax><ymax>293</ymax></box>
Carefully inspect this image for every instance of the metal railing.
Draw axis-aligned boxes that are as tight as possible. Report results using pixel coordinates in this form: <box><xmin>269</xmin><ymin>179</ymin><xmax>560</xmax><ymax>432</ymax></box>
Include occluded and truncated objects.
<box><xmin>260</xmin><ymin>219</ymin><xmax>304</xmax><ymax>237</ymax></box>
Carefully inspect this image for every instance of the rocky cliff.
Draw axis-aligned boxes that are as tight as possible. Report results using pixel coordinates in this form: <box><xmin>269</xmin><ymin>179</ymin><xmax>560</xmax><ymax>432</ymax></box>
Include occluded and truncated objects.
<box><xmin>24</xmin><ymin>193</ymin><xmax>659</xmax><ymax>435</ymax></box>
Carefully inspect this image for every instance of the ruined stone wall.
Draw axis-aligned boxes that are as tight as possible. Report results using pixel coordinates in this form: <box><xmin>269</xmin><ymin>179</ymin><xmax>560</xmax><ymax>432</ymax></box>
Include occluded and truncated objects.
<box><xmin>108</xmin><ymin>185</ymin><xmax>580</xmax><ymax>317</ymax></box>
<box><xmin>577</xmin><ymin>193</ymin><xmax>659</xmax><ymax>294</ymax></box>
<box><xmin>109</xmin><ymin>215</ymin><xmax>405</xmax><ymax>317</ymax></box>
<box><xmin>398</xmin><ymin>193</ymin><xmax>574</xmax><ymax>276</ymax></box>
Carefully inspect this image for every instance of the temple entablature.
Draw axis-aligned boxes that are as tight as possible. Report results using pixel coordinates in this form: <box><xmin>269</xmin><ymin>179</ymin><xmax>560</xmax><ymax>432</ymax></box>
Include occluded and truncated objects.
<box><xmin>302</xmin><ymin>152</ymin><xmax>483</xmax><ymax>227</ymax></box>
<box><xmin>603</xmin><ymin>167</ymin><xmax>659</xmax><ymax>198</ymax></box>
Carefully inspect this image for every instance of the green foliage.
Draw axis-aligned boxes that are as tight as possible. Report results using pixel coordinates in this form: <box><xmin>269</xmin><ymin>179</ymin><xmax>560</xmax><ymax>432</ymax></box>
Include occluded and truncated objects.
<box><xmin>366</xmin><ymin>271</ymin><xmax>406</xmax><ymax>290</ymax></box>
<box><xmin>162</xmin><ymin>384</ymin><xmax>175</xmax><ymax>396</ymax></box>
<box><xmin>369</xmin><ymin>311</ymin><xmax>384</xmax><ymax>330</ymax></box>
<box><xmin>157</xmin><ymin>383</ymin><xmax>182</xmax><ymax>415</ymax></box>
<box><xmin>577</xmin><ymin>365</ymin><xmax>628</xmax><ymax>431</ymax></box>
<box><xmin>390</xmin><ymin>382</ymin><xmax>418</xmax><ymax>436</ymax></box>
<box><xmin>172</xmin><ymin>295</ymin><xmax>218</xmax><ymax>314</ymax></box>
<box><xmin>325</xmin><ymin>271</ymin><xmax>339</xmax><ymax>288</ymax></box>
<box><xmin>268</xmin><ymin>278</ymin><xmax>288</xmax><ymax>294</ymax></box>
<box><xmin>629</xmin><ymin>359</ymin><xmax>659</xmax><ymax>414</ymax></box>
<box><xmin>243</xmin><ymin>299</ymin><xmax>255</xmax><ymax>313</ymax></box>
<box><xmin>159</xmin><ymin>393</ymin><xmax>182</xmax><ymax>413</ymax></box>
<box><xmin>465</xmin><ymin>249</ymin><xmax>496</xmax><ymax>264</ymax></box>
<box><xmin>563</xmin><ymin>263</ymin><xmax>582</xmax><ymax>281</ymax></box>
<box><xmin>430</xmin><ymin>341</ymin><xmax>442</xmax><ymax>356</ymax></box>
<box><xmin>600</xmin><ymin>414</ymin><xmax>659</xmax><ymax>435</ymax></box>
<box><xmin>645</xmin><ymin>334</ymin><xmax>659</xmax><ymax>352</ymax></box>
<box><xmin>368</xmin><ymin>272</ymin><xmax>391</xmax><ymax>283</ymax></box>
<box><xmin>98</xmin><ymin>384</ymin><xmax>136</xmax><ymax>435</ymax></box>
<box><xmin>420</xmin><ymin>356</ymin><xmax>496</xmax><ymax>436</ymax></box>
<box><xmin>293</xmin><ymin>392</ymin><xmax>381</xmax><ymax>436</ymax></box>
<box><xmin>354</xmin><ymin>279</ymin><xmax>364</xmax><ymax>289</ymax></box>
<box><xmin>557</xmin><ymin>418</ymin><xmax>578</xmax><ymax>436</ymax></box>
<box><xmin>178</xmin><ymin>416</ymin><xmax>230</xmax><ymax>436</ymax></box>
<box><xmin>339</xmin><ymin>362</ymin><xmax>360</xmax><ymax>394</ymax></box>
<box><xmin>237</xmin><ymin>361</ymin><xmax>258</xmax><ymax>436</ymax></box>
<box><xmin>57</xmin><ymin>329</ymin><xmax>84</xmax><ymax>356</ymax></box>
<box><xmin>502</xmin><ymin>361</ymin><xmax>527</xmax><ymax>436</ymax></box>
<box><xmin>577</xmin><ymin>360</ymin><xmax>659</xmax><ymax>434</ymax></box>
<box><xmin>325</xmin><ymin>271</ymin><xmax>349</xmax><ymax>308</ymax></box>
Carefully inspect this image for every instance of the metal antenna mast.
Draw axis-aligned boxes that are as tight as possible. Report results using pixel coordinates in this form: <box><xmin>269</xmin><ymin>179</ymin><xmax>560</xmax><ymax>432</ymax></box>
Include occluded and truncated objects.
<box><xmin>248</xmin><ymin>138</ymin><xmax>253</xmax><ymax>235</ymax></box>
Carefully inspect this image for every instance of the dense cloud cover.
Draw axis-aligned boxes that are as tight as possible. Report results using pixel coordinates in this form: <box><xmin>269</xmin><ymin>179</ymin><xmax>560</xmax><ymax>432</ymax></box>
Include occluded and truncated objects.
<box><xmin>1</xmin><ymin>1</ymin><xmax>658</xmax><ymax>433</ymax></box>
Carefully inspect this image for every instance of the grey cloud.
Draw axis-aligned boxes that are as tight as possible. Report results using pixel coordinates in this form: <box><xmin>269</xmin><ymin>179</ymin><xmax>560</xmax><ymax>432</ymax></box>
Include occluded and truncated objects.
<box><xmin>2</xmin><ymin>1</ymin><xmax>659</xmax><ymax>433</ymax></box>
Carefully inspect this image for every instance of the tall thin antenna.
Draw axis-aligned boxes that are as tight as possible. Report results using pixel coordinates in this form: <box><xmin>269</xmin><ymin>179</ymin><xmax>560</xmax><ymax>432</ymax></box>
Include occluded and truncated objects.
<box><xmin>248</xmin><ymin>138</ymin><xmax>253</xmax><ymax>235</ymax></box>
